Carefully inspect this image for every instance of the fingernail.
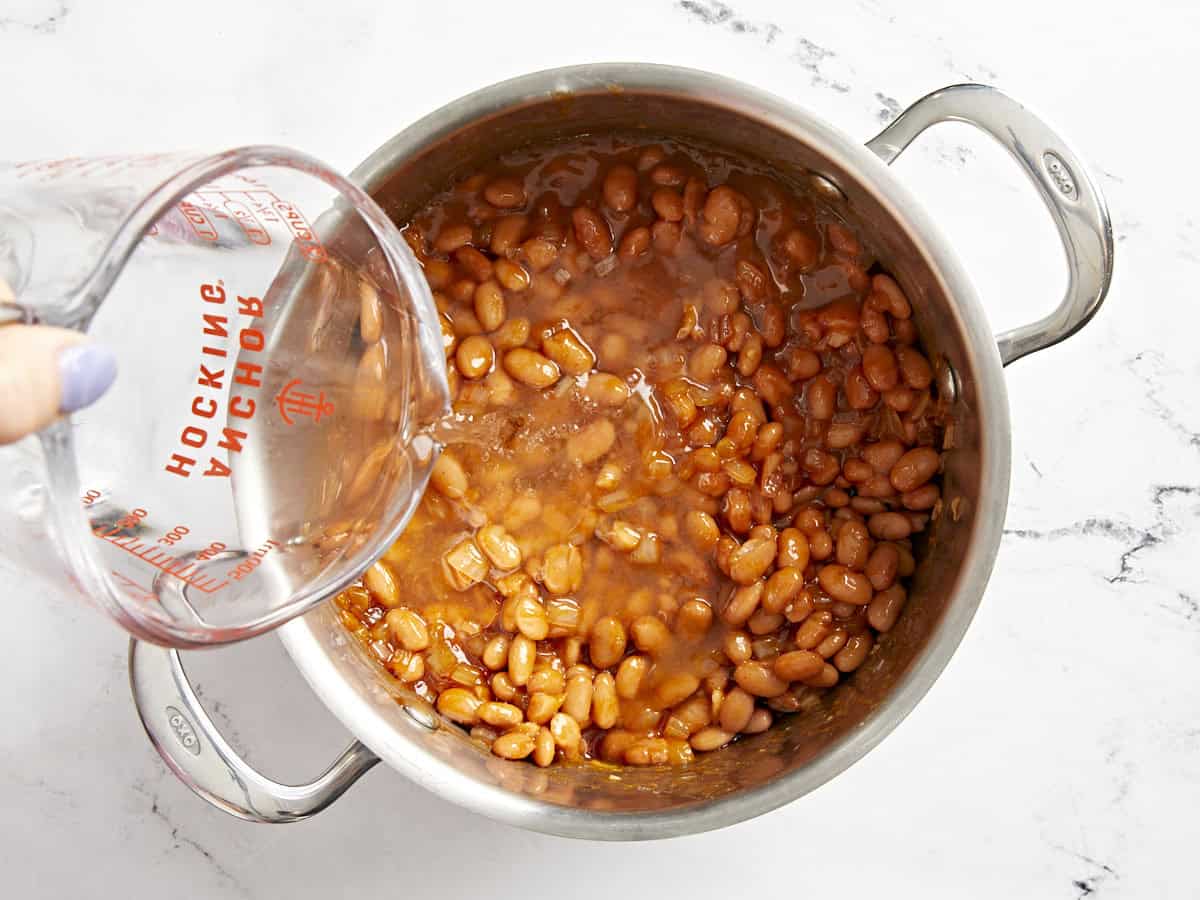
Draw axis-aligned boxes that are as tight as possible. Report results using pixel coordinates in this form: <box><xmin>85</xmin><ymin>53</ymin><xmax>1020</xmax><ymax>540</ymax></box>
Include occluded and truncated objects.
<box><xmin>58</xmin><ymin>343</ymin><xmax>118</xmax><ymax>412</ymax></box>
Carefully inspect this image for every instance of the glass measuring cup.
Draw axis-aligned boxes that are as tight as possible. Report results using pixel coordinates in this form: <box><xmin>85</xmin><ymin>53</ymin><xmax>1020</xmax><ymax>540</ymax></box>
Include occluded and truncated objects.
<box><xmin>0</xmin><ymin>148</ymin><xmax>450</xmax><ymax>646</ymax></box>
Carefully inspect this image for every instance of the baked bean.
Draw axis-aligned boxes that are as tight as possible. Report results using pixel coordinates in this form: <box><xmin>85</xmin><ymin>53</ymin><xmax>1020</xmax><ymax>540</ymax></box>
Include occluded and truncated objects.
<box><xmin>698</xmin><ymin>186</ymin><xmax>741</xmax><ymax>246</ymax></box>
<box><xmin>437</xmin><ymin>688</ymin><xmax>482</xmax><ymax>725</ymax></box>
<box><xmin>728</xmin><ymin>536</ymin><xmax>776</xmax><ymax>585</ymax></box>
<box><xmin>630</xmin><ymin>615</ymin><xmax>673</xmax><ymax>655</ymax></box>
<box><xmin>385</xmin><ymin>608</ymin><xmax>429</xmax><ymax>652</ymax></box>
<box><xmin>723</xmin><ymin>581</ymin><xmax>764</xmax><ymax>626</ymax></box>
<box><xmin>815</xmin><ymin>628</ymin><xmax>849</xmax><ymax>658</ymax></box>
<box><xmin>718</xmin><ymin>687</ymin><xmax>756</xmax><ymax>733</ymax></box>
<box><xmin>804</xmin><ymin>663</ymin><xmax>840</xmax><ymax>689</ymax></box>
<box><xmin>689</xmin><ymin>343</ymin><xmax>728</xmax><ymax>383</ymax></box>
<box><xmin>654</xmin><ymin>672</ymin><xmax>700</xmax><ymax>709</ymax></box>
<box><xmin>690</xmin><ymin>727</ymin><xmax>735</xmax><ymax>752</ymax></box>
<box><xmin>603</xmin><ymin>164</ymin><xmax>639</xmax><ymax>211</ymax></box>
<box><xmin>592</xmin><ymin>672</ymin><xmax>619</xmax><ymax>729</ymax></box>
<box><xmin>430</xmin><ymin>453</ymin><xmax>468</xmax><ymax>500</ymax></box>
<box><xmin>868</xmin><ymin>511</ymin><xmax>913</xmax><ymax>541</ymax></box>
<box><xmin>762</xmin><ymin>567</ymin><xmax>804</xmax><ymax>615</ymax></box>
<box><xmin>872</xmin><ymin>273</ymin><xmax>911</xmax><ymax>318</ymax></box>
<box><xmin>589</xmin><ymin>616</ymin><xmax>627</xmax><ymax>669</ymax></box>
<box><xmin>542</xmin><ymin>543</ymin><xmax>583</xmax><ymax>594</ymax></box>
<box><xmin>615</xmin><ymin>654</ymin><xmax>649</xmax><ymax>699</ymax></box>
<box><xmin>897</xmin><ymin>345</ymin><xmax>933</xmax><ymax>389</ymax></box>
<box><xmin>806</xmin><ymin>374</ymin><xmax>836</xmax><ymax>420</ymax></box>
<box><xmin>773</xmin><ymin>650</ymin><xmax>824</xmax><ymax>682</ymax></box>
<box><xmin>494</xmin><ymin>258</ymin><xmax>531</xmax><ymax>292</ymax></box>
<box><xmin>566</xmin><ymin>419</ymin><xmax>616</xmax><ymax>465</ymax></box>
<box><xmin>618</xmin><ymin>225</ymin><xmax>651</xmax><ymax>259</ymax></box>
<box><xmin>890</xmin><ymin>447</ymin><xmax>940</xmax><ymax>492</ymax></box>
<box><xmin>862</xmin><ymin>344</ymin><xmax>899</xmax><ymax>392</ymax></box>
<box><xmin>795</xmin><ymin>611</ymin><xmax>834</xmax><ymax>650</ymax></box>
<box><xmin>826</xmin><ymin>222</ymin><xmax>861</xmax><ymax>256</ymax></box>
<box><xmin>902</xmin><ymin>484</ymin><xmax>940</xmax><ymax>511</ymax></box>
<box><xmin>508</xmin><ymin>635</ymin><xmax>536</xmax><ymax>686</ymax></box>
<box><xmin>503</xmin><ymin>348</ymin><xmax>560</xmax><ymax>388</ymax></box>
<box><xmin>364</xmin><ymin>561</ymin><xmax>400</xmax><ymax>608</ymax></box>
<box><xmin>817</xmin><ymin>565</ymin><xmax>873</xmax><ymax>605</ymax></box>
<box><xmin>434</xmin><ymin>223</ymin><xmax>474</xmax><ymax>254</ymax></box>
<box><xmin>562</xmin><ymin>673</ymin><xmax>594</xmax><ymax>723</ymax></box>
<box><xmin>572</xmin><ymin>207</ymin><xmax>613</xmax><ymax>259</ymax></box>
<box><xmin>835</xmin><ymin>519</ymin><xmax>871</xmax><ymax>570</ymax></box>
<box><xmin>455</xmin><ymin>335</ymin><xmax>495</xmax><ymax>380</ymax></box>
<box><xmin>652</xmin><ymin>220</ymin><xmax>682</xmax><ymax>253</ymax></box>
<box><xmin>724</xmin><ymin>630</ymin><xmax>753</xmax><ymax>665</ymax></box>
<box><xmin>834</xmin><ymin>633</ymin><xmax>873</xmax><ymax>672</ymax></box>
<box><xmin>454</xmin><ymin>245</ymin><xmax>493</xmax><ymax>282</ymax></box>
<box><xmin>677</xmin><ymin>598</ymin><xmax>714</xmax><ymax>638</ymax></box>
<box><xmin>734</xmin><ymin>661</ymin><xmax>788</xmax><ymax>698</ymax></box>
<box><xmin>867</xmin><ymin>585</ymin><xmax>907</xmax><ymax>632</ymax></box>
<box><xmin>484</xmin><ymin>177</ymin><xmax>526</xmax><ymax>209</ymax></box>
<box><xmin>865</xmin><ymin>543</ymin><xmax>901</xmax><ymax>591</ymax></box>
<box><xmin>844</xmin><ymin>367</ymin><xmax>879</xmax><ymax>410</ymax></box>
<box><xmin>542</xmin><ymin>328</ymin><xmax>596</xmax><ymax>375</ymax></box>
<box><xmin>752</xmin><ymin>364</ymin><xmax>793</xmax><ymax>407</ymax></box>
<box><xmin>651</xmin><ymin>187</ymin><xmax>684</xmax><ymax>222</ymax></box>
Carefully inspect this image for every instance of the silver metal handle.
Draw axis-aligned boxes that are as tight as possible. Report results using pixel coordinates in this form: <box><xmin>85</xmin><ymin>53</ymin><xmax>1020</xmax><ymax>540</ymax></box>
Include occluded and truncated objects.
<box><xmin>866</xmin><ymin>83</ymin><xmax>1113</xmax><ymax>365</ymax></box>
<box><xmin>128</xmin><ymin>639</ymin><xmax>378</xmax><ymax>823</ymax></box>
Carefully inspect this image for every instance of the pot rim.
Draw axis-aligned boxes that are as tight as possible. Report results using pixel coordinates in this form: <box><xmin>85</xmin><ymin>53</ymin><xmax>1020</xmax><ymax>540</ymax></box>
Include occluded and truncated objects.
<box><xmin>279</xmin><ymin>62</ymin><xmax>1012</xmax><ymax>840</ymax></box>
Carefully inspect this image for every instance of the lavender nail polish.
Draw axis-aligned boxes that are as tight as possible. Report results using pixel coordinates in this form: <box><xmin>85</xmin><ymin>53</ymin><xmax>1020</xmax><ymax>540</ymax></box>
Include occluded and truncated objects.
<box><xmin>58</xmin><ymin>343</ymin><xmax>118</xmax><ymax>413</ymax></box>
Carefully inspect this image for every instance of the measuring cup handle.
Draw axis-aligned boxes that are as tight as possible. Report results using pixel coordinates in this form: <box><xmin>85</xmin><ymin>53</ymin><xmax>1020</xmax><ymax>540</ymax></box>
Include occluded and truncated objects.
<box><xmin>865</xmin><ymin>83</ymin><xmax>1114</xmax><ymax>365</ymax></box>
<box><xmin>128</xmin><ymin>639</ymin><xmax>378</xmax><ymax>822</ymax></box>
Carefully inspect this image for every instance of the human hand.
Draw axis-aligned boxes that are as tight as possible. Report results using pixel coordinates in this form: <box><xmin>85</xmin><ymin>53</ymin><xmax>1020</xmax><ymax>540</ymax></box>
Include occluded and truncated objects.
<box><xmin>0</xmin><ymin>282</ymin><xmax>116</xmax><ymax>445</ymax></box>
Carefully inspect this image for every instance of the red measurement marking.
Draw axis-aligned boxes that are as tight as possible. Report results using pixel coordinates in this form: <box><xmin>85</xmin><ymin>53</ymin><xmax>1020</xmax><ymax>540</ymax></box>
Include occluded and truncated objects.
<box><xmin>98</xmin><ymin>532</ymin><xmax>230</xmax><ymax>595</ymax></box>
<box><xmin>110</xmin><ymin>570</ymin><xmax>156</xmax><ymax>603</ymax></box>
<box><xmin>178</xmin><ymin>200</ymin><xmax>218</xmax><ymax>241</ymax></box>
<box><xmin>275</xmin><ymin>378</ymin><xmax>334</xmax><ymax>425</ymax></box>
<box><xmin>223</xmin><ymin>199</ymin><xmax>271</xmax><ymax>245</ymax></box>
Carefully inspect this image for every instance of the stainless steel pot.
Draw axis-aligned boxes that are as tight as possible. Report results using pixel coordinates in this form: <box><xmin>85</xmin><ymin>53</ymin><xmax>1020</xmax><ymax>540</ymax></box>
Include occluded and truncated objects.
<box><xmin>128</xmin><ymin>64</ymin><xmax>1113</xmax><ymax>840</ymax></box>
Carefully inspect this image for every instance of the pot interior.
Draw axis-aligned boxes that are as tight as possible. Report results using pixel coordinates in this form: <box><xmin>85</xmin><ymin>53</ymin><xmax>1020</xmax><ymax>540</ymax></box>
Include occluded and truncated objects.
<box><xmin>288</xmin><ymin>71</ymin><xmax>998</xmax><ymax>830</ymax></box>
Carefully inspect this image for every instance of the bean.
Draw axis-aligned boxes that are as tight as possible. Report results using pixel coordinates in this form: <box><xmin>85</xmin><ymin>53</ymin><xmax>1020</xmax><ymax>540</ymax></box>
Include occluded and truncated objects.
<box><xmin>572</xmin><ymin>207</ymin><xmax>613</xmax><ymax>259</ymax></box>
<box><xmin>835</xmin><ymin>519</ymin><xmax>871</xmax><ymax>570</ymax></box>
<box><xmin>566</xmin><ymin>419</ymin><xmax>616</xmax><ymax>464</ymax></box>
<box><xmin>385</xmin><ymin>608</ymin><xmax>429</xmax><ymax>651</ymax></box>
<box><xmin>728</xmin><ymin>536</ymin><xmax>776</xmax><ymax>585</ymax></box>
<box><xmin>868</xmin><ymin>511</ymin><xmax>913</xmax><ymax>540</ymax></box>
<box><xmin>506</xmin><ymin>638</ymin><xmax>535</xmax><ymax>686</ymax></box>
<box><xmin>897</xmin><ymin>345</ymin><xmax>933</xmax><ymax>389</ymax></box>
<box><xmin>455</xmin><ymin>334</ymin><xmax>495</xmax><ymax>380</ymax></box>
<box><xmin>724</xmin><ymin>630</ymin><xmax>753</xmax><ymax>664</ymax></box>
<box><xmin>493</xmin><ymin>729</ymin><xmax>536</xmax><ymax>760</ymax></box>
<box><xmin>688</xmin><ymin>343</ymin><xmax>728</xmax><ymax>383</ymax></box>
<box><xmin>430</xmin><ymin>453</ymin><xmax>468</xmax><ymax>500</ymax></box>
<box><xmin>872</xmin><ymin>273</ymin><xmax>911</xmax><ymax>318</ymax></box>
<box><xmin>890</xmin><ymin>447</ymin><xmax>940</xmax><ymax>492</ymax></box>
<box><xmin>652</xmin><ymin>220</ymin><xmax>682</xmax><ymax>253</ymax></box>
<box><xmin>844</xmin><ymin>367</ymin><xmax>878</xmax><ymax>410</ymax></box>
<box><xmin>589</xmin><ymin>616</ymin><xmax>627</xmax><ymax>669</ymax></box>
<box><xmin>865</xmin><ymin>543</ymin><xmax>900</xmax><ymax>591</ymax></box>
<box><xmin>364</xmin><ymin>562</ymin><xmax>400</xmax><ymax>608</ymax></box>
<box><xmin>603</xmin><ymin>164</ymin><xmax>638</xmax><ymax>211</ymax></box>
<box><xmin>630</xmin><ymin>615</ymin><xmax>673</xmax><ymax>655</ymax></box>
<box><xmin>685</xmin><ymin>510</ymin><xmax>720</xmax><ymax>549</ymax></box>
<box><xmin>615</xmin><ymin>654</ymin><xmax>649</xmax><ymax>699</ymax></box>
<box><xmin>817</xmin><ymin>564</ymin><xmax>874</xmax><ymax>605</ymax></box>
<box><xmin>773</xmin><ymin>650</ymin><xmax>824</xmax><ymax>682</ymax></box>
<box><xmin>454</xmin><ymin>245</ymin><xmax>493</xmax><ymax>283</ymax></box>
<box><xmin>585</xmin><ymin>372</ymin><xmax>631</xmax><ymax>407</ymax></box>
<box><xmin>437</xmin><ymin>688</ymin><xmax>482</xmax><ymax>725</ymax></box>
<box><xmin>699</xmin><ymin>186</ymin><xmax>741</xmax><ymax>246</ymax></box>
<box><xmin>867</xmin><ymin>585</ymin><xmax>907</xmax><ymax>632</ymax></box>
<box><xmin>494</xmin><ymin>258</ymin><xmax>531</xmax><ymax>292</ymax></box>
<box><xmin>804</xmin><ymin>663</ymin><xmax>840</xmax><ymax>689</ymax></box>
<box><xmin>795</xmin><ymin>611</ymin><xmax>834</xmax><ymax>650</ymax></box>
<box><xmin>777</xmin><ymin>529</ymin><xmax>811</xmax><ymax>570</ymax></box>
<box><xmin>690</xmin><ymin>727</ymin><xmax>735</xmax><ymax>752</ymax></box>
<box><xmin>503</xmin><ymin>348</ymin><xmax>560</xmax><ymax>388</ymax></box>
<box><xmin>651</xmin><ymin>187</ymin><xmax>684</xmax><ymax>222</ymax></box>
<box><xmin>478</xmin><ymin>701</ymin><xmax>524</xmax><ymax>729</ymax></box>
<box><xmin>434</xmin><ymin>223</ymin><xmax>473</xmax><ymax>254</ymax></box>
<box><xmin>734</xmin><ymin>661</ymin><xmax>788</xmax><ymax>698</ymax></box>
<box><xmin>592</xmin><ymin>672</ymin><xmax>619</xmax><ymax>729</ymax></box>
<box><xmin>618</xmin><ymin>225</ymin><xmax>651</xmax><ymax>259</ymax></box>
<box><xmin>654</xmin><ymin>672</ymin><xmax>700</xmax><ymax>709</ymax></box>
<box><xmin>676</xmin><ymin>598</ymin><xmax>714</xmax><ymax>638</ymax></box>
<box><xmin>562</xmin><ymin>673</ymin><xmax>594</xmax><ymax>723</ymax></box>
<box><xmin>723</xmin><ymin>581</ymin><xmax>764</xmax><ymax>626</ymax></box>
<box><xmin>550</xmin><ymin>712</ymin><xmax>583</xmax><ymax>757</ymax></box>
<box><xmin>807</xmin><ymin>375</ymin><xmax>836</xmax><ymax>419</ymax></box>
<box><xmin>542</xmin><ymin>328</ymin><xmax>596</xmax><ymax>375</ymax></box>
<box><xmin>490</xmin><ymin>214</ymin><xmax>527</xmax><ymax>255</ymax></box>
<box><xmin>862</xmin><ymin>344</ymin><xmax>899</xmax><ymax>392</ymax></box>
<box><xmin>862</xmin><ymin>440</ymin><xmax>906</xmax><ymax>473</ymax></box>
<box><xmin>542</xmin><ymin>543</ymin><xmax>583</xmax><ymax>594</ymax></box>
<box><xmin>762</xmin><ymin>566</ymin><xmax>804</xmax><ymax>614</ymax></box>
<box><xmin>742</xmin><ymin>708</ymin><xmax>772</xmax><ymax>734</ymax></box>
<box><xmin>815</xmin><ymin>628</ymin><xmax>848</xmax><ymax>658</ymax></box>
<box><xmin>484</xmin><ymin>177</ymin><xmax>526</xmax><ymax>209</ymax></box>
<box><xmin>714</xmin><ymin>687</ymin><xmax>752</xmax><ymax>734</ymax></box>
<box><xmin>834</xmin><ymin>633</ymin><xmax>873</xmax><ymax>672</ymax></box>
<box><xmin>902</xmin><ymin>484</ymin><xmax>940</xmax><ymax>511</ymax></box>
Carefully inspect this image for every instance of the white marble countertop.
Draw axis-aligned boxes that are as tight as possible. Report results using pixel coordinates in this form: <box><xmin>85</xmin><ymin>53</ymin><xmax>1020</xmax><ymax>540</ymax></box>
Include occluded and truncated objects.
<box><xmin>2</xmin><ymin>0</ymin><xmax>1196</xmax><ymax>896</ymax></box>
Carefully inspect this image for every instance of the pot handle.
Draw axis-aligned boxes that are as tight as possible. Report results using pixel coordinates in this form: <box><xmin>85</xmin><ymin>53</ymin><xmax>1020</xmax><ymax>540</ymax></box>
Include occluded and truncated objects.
<box><xmin>865</xmin><ymin>83</ymin><xmax>1113</xmax><ymax>365</ymax></box>
<box><xmin>128</xmin><ymin>639</ymin><xmax>378</xmax><ymax>823</ymax></box>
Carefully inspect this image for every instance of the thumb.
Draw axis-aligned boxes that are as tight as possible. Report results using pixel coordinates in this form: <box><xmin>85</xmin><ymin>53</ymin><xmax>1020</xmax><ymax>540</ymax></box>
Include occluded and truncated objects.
<box><xmin>0</xmin><ymin>325</ymin><xmax>117</xmax><ymax>445</ymax></box>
